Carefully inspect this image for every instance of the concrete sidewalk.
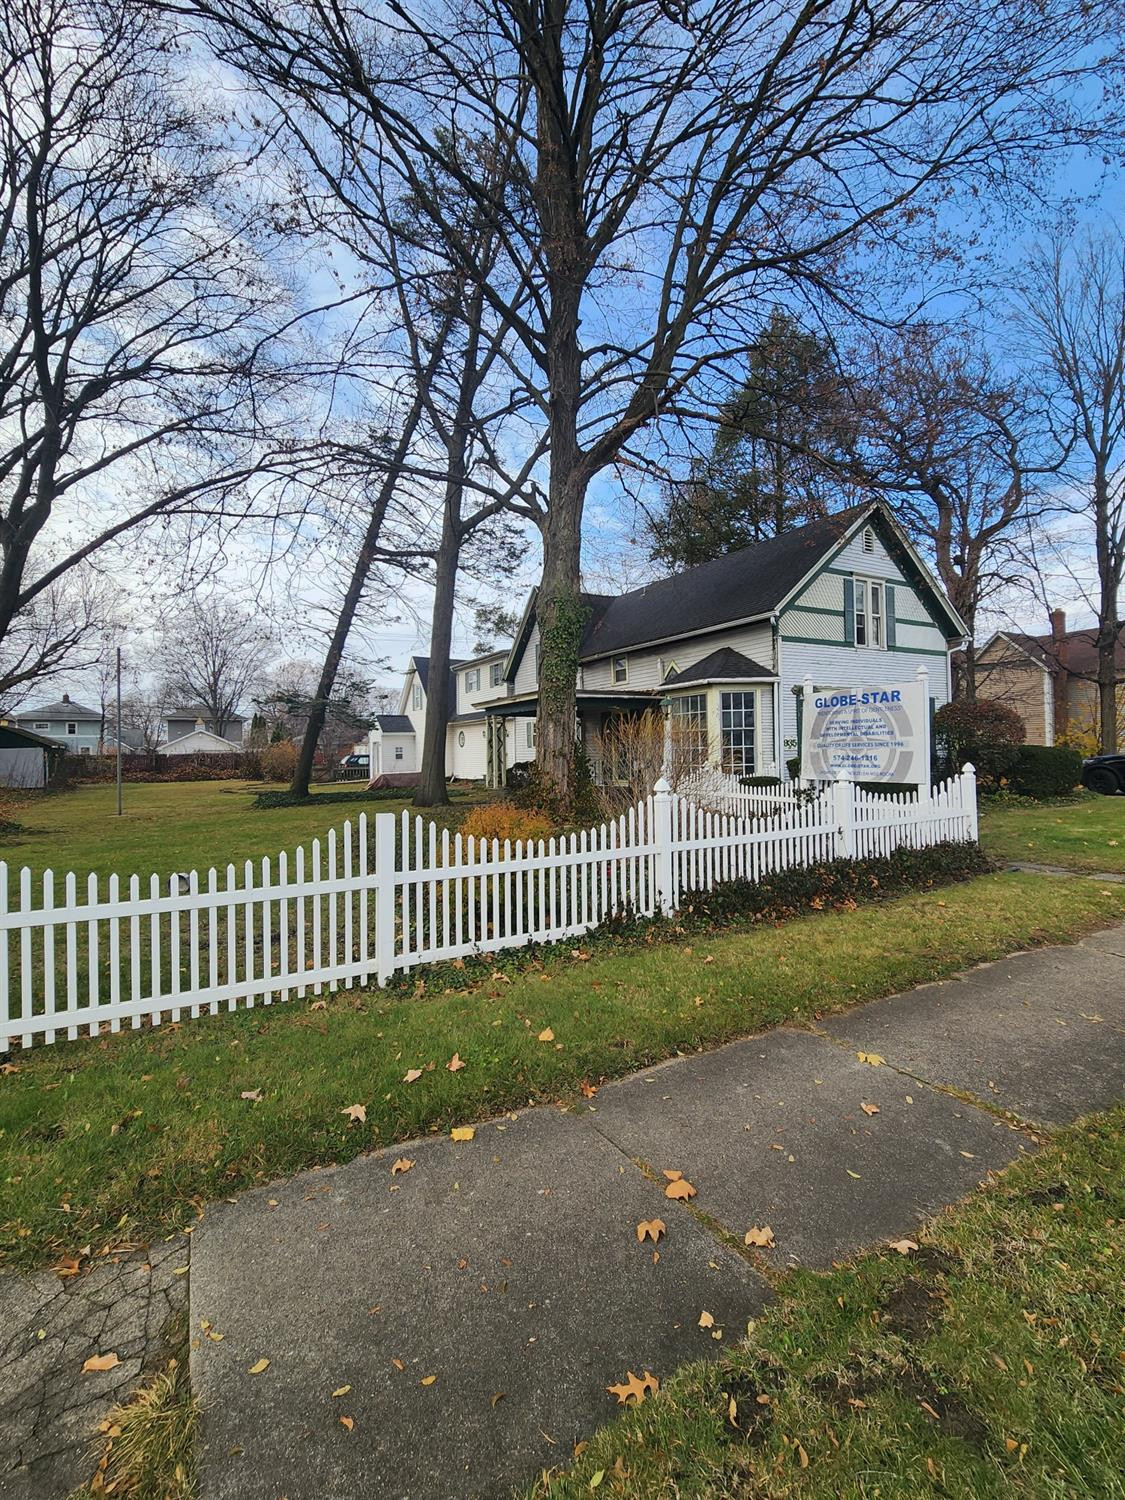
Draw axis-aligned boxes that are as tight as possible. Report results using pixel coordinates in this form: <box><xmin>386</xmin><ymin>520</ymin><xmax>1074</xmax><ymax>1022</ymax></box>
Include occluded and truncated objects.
<box><xmin>187</xmin><ymin>922</ymin><xmax>1125</xmax><ymax>1500</ymax></box>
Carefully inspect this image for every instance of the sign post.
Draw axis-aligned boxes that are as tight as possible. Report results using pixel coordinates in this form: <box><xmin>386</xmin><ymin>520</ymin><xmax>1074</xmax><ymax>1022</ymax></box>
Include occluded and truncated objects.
<box><xmin>800</xmin><ymin>674</ymin><xmax>930</xmax><ymax>788</ymax></box>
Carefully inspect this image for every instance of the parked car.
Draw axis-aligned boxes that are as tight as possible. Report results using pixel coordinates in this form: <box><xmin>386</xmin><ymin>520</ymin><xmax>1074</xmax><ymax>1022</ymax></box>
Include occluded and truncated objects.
<box><xmin>1081</xmin><ymin>753</ymin><xmax>1125</xmax><ymax>795</ymax></box>
<box><xmin>339</xmin><ymin>753</ymin><xmax>370</xmax><ymax>770</ymax></box>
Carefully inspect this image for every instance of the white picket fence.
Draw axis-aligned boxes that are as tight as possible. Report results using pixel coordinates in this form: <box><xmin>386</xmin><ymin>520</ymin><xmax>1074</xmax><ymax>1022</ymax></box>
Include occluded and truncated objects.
<box><xmin>0</xmin><ymin>767</ymin><xmax>977</xmax><ymax>1049</ymax></box>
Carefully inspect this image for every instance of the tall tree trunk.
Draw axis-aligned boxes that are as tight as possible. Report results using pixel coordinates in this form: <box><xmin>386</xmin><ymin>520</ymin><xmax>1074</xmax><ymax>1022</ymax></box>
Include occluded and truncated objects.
<box><xmin>1094</xmin><ymin>467</ymin><xmax>1121</xmax><ymax>753</ymax></box>
<box><xmin>414</xmin><ymin>507</ymin><xmax>461</xmax><ymax>806</ymax></box>
<box><xmin>289</xmin><ymin>403</ymin><xmax>426</xmax><ymax>797</ymax></box>
<box><xmin>535</xmin><ymin>473</ymin><xmax>586</xmax><ymax>800</ymax></box>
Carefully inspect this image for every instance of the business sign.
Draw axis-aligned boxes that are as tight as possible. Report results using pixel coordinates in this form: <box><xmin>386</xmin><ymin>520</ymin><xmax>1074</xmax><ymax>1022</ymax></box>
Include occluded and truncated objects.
<box><xmin>800</xmin><ymin>677</ymin><xmax>929</xmax><ymax>785</ymax></box>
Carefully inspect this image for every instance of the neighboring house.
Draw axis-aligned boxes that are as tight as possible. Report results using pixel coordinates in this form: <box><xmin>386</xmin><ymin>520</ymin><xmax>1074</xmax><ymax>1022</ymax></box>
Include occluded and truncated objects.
<box><xmin>163</xmin><ymin>707</ymin><xmax>245</xmax><ymax>752</ymax></box>
<box><xmin>15</xmin><ymin>694</ymin><xmax>102</xmax><ymax>754</ymax></box>
<box><xmin>0</xmin><ymin>720</ymin><xmax>62</xmax><ymax>788</ymax></box>
<box><xmin>974</xmin><ymin>611</ymin><xmax>1125</xmax><ymax>746</ymax></box>
<box><xmin>370</xmin><ymin>649</ymin><xmax>537</xmax><ymax>781</ymax></box>
<box><xmin>382</xmin><ymin>501</ymin><xmax>965</xmax><ymax>786</ymax></box>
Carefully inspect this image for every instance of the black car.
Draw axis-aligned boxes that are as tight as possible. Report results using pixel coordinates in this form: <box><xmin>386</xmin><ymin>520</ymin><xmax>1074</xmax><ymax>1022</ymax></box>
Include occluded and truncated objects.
<box><xmin>1081</xmin><ymin>753</ymin><xmax>1125</xmax><ymax>795</ymax></box>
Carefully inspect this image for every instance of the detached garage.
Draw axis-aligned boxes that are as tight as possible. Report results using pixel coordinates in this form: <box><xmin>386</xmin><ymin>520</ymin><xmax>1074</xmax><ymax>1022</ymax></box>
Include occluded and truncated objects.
<box><xmin>0</xmin><ymin>720</ymin><xmax>60</xmax><ymax>788</ymax></box>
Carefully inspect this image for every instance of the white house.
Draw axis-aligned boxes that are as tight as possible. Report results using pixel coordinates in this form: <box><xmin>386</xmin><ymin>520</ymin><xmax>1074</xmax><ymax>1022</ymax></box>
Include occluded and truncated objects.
<box><xmin>163</xmin><ymin>707</ymin><xmax>244</xmax><ymax>752</ymax></box>
<box><xmin>380</xmin><ymin>501</ymin><xmax>966</xmax><ymax>786</ymax></box>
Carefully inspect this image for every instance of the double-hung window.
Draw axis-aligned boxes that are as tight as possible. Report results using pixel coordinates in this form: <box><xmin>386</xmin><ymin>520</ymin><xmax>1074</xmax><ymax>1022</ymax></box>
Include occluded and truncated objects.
<box><xmin>854</xmin><ymin>578</ymin><xmax>885</xmax><ymax>649</ymax></box>
<box><xmin>490</xmin><ymin>661</ymin><xmax>503</xmax><ymax>687</ymax></box>
<box><xmin>719</xmin><ymin>691</ymin><xmax>755</xmax><ymax>775</ymax></box>
<box><xmin>465</xmin><ymin>668</ymin><xmax>481</xmax><ymax>692</ymax></box>
<box><xmin>412</xmin><ymin>683</ymin><xmax>423</xmax><ymax>710</ymax></box>
<box><xmin>667</xmin><ymin>693</ymin><xmax>708</xmax><ymax>767</ymax></box>
<box><xmin>612</xmin><ymin>656</ymin><xmax>628</xmax><ymax>684</ymax></box>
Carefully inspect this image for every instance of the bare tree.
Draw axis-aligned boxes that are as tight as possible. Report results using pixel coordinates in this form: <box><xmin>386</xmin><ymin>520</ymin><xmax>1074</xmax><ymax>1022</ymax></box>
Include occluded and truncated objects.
<box><xmin>0</xmin><ymin>0</ymin><xmax>301</xmax><ymax>672</ymax></box>
<box><xmin>159</xmin><ymin>602</ymin><xmax>271</xmax><ymax>737</ymax></box>
<box><xmin>1020</xmin><ymin>234</ymin><xmax>1125</xmax><ymax>751</ymax></box>
<box><xmin>850</xmin><ymin>323</ymin><xmax>1056</xmax><ymax>696</ymax></box>
<box><xmin>188</xmin><ymin>0</ymin><xmax>1119</xmax><ymax>803</ymax></box>
<box><xmin>0</xmin><ymin>569</ymin><xmax>118</xmax><ymax>703</ymax></box>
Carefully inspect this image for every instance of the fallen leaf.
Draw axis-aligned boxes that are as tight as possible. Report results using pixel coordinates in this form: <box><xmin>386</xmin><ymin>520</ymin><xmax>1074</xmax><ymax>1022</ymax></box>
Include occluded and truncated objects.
<box><xmin>744</xmin><ymin>1225</ymin><xmax>776</xmax><ymax>1248</ymax></box>
<box><xmin>606</xmin><ymin>1370</ymin><xmax>659</xmax><ymax>1406</ymax></box>
<box><xmin>332</xmin><ymin>1385</ymin><xmax>351</xmax><ymax>1398</ymax></box>
<box><xmin>391</xmin><ymin>1158</ymin><xmax>415</xmax><ymax>1176</ymax></box>
<box><xmin>846</xmin><ymin>1169</ymin><xmax>862</xmax><ymax>1179</ymax></box>
<box><xmin>391</xmin><ymin>1358</ymin><xmax>405</xmax><ymax>1371</ymax></box>
<box><xmin>728</xmin><ymin>1395</ymin><xmax>739</xmax><ymax>1427</ymax></box>
<box><xmin>339</xmin><ymin>1416</ymin><xmax>354</xmax><ymax>1432</ymax></box>
<box><xmin>589</xmin><ymin>1472</ymin><xmax>605</xmax><ymax>1491</ymax></box>
<box><xmin>491</xmin><ymin>1391</ymin><xmax>506</xmax><ymax>1408</ymax></box>
<box><xmin>420</xmin><ymin>1375</ymin><xmax>437</xmax><ymax>1386</ymax></box>
<box><xmin>340</xmin><ymin>1103</ymin><xmax>367</xmax><ymax>1123</ymax></box>
<box><xmin>662</xmin><ymin>1169</ymin><xmax>683</xmax><ymax>1181</ymax></box>
<box><xmin>537</xmin><ymin>1028</ymin><xmax>555</xmax><ymax>1042</ymax></box>
<box><xmin>52</xmin><ymin>1256</ymin><xmax>82</xmax><ymax>1278</ymax></box>
<box><xmin>451</xmin><ymin>1126</ymin><xmax>475</xmax><ymax>1142</ymax></box>
<box><xmin>860</xmin><ymin>1102</ymin><xmax>880</xmax><ymax>1116</ymax></box>
<box><xmin>240</xmin><ymin>1089</ymin><xmax>262</xmax><ymax>1102</ymax></box>
<box><xmin>447</xmin><ymin>1053</ymin><xmax>466</xmax><ymax>1072</ymax></box>
<box><xmin>698</xmin><ymin>1310</ymin><xmax>715</xmax><ymax>1328</ymax></box>
<box><xmin>857</xmin><ymin>1052</ymin><xmax>885</xmax><ymax>1066</ymax></box>
<box><xmin>665</xmin><ymin>1177</ymin><xmax>697</xmax><ymax>1201</ymax></box>
<box><xmin>580</xmin><ymin>1080</ymin><xmax>597</xmax><ymax>1098</ymax></box>
<box><xmin>310</xmin><ymin>999</ymin><xmax>327</xmax><ymax>1011</ymax></box>
<box><xmin>403</xmin><ymin>1069</ymin><xmax>423</xmax><ymax>1084</ymax></box>
<box><xmin>796</xmin><ymin>1441</ymin><xmax>809</xmax><ymax>1468</ymax></box>
<box><xmin>636</xmin><ymin>1219</ymin><xmax>665</xmax><ymax>1243</ymax></box>
<box><xmin>82</xmin><ymin>1353</ymin><xmax>120</xmax><ymax>1374</ymax></box>
<box><xmin>247</xmin><ymin>1358</ymin><xmax>269</xmax><ymax>1375</ymax></box>
<box><xmin>889</xmin><ymin>1238</ymin><xmax>918</xmax><ymax>1255</ymax></box>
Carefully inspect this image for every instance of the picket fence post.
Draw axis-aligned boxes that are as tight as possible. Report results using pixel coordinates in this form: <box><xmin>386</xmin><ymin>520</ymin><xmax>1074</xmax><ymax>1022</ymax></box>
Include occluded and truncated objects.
<box><xmin>373</xmin><ymin>812</ymin><xmax>397</xmax><ymax>986</ymax></box>
<box><xmin>833</xmin><ymin>769</ymin><xmax>856</xmax><ymax>859</ymax></box>
<box><xmin>961</xmin><ymin>762</ymin><xmax>979</xmax><ymax>842</ymax></box>
<box><xmin>652</xmin><ymin>777</ymin><xmax>676</xmax><ymax>915</ymax></box>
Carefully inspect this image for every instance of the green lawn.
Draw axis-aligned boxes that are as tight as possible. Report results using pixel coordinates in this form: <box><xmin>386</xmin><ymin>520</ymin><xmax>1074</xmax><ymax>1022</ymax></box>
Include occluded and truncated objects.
<box><xmin>980</xmin><ymin>791</ymin><xmax>1125</xmax><ymax>874</ymax></box>
<box><xmin>530</xmin><ymin>1105</ymin><xmax>1125</xmax><ymax>1500</ymax></box>
<box><xmin>2</xmin><ymin>870</ymin><xmax>1124</xmax><ymax>1270</ymax></box>
<box><xmin>0</xmin><ymin>779</ymin><xmax>486</xmax><ymax>887</ymax></box>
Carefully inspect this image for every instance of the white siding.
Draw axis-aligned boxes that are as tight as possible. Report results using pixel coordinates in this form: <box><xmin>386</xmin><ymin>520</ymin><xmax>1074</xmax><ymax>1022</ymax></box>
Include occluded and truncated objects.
<box><xmin>833</xmin><ymin>527</ymin><xmax>905</xmax><ymax>580</ymax></box>
<box><xmin>369</xmin><ymin>731</ymin><xmax>416</xmax><ymax>774</ymax></box>
<box><xmin>449</xmin><ymin>721</ymin><xmax>488</xmax><ymax>779</ymax></box>
<box><xmin>582</xmin><ymin>621</ymin><xmax>776</xmax><ymax>691</ymax></box>
<box><xmin>513</xmin><ymin>623</ymin><xmax>540</xmax><ymax>694</ymax></box>
<box><xmin>778</xmin><ymin>639</ymin><xmax>951</xmax><ymax>767</ymax></box>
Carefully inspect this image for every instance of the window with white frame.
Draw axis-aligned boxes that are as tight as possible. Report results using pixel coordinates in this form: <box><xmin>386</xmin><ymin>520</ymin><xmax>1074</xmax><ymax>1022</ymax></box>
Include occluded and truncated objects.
<box><xmin>33</xmin><ymin>721</ymin><xmax>48</xmax><ymax>730</ymax></box>
<box><xmin>612</xmin><ymin>656</ymin><xmax>628</xmax><ymax>684</ymax></box>
<box><xmin>854</xmin><ymin>578</ymin><xmax>885</xmax><ymax>649</ymax></box>
<box><xmin>667</xmin><ymin>693</ymin><xmax>708</xmax><ymax>766</ymax></box>
<box><xmin>465</xmin><ymin>668</ymin><xmax>481</xmax><ymax>692</ymax></box>
<box><xmin>490</xmin><ymin>661</ymin><xmax>503</xmax><ymax>686</ymax></box>
<box><xmin>412</xmin><ymin>682</ymin><xmax>423</xmax><ymax>710</ymax></box>
<box><xmin>66</xmin><ymin>721</ymin><xmax>77</xmax><ymax>735</ymax></box>
<box><xmin>861</xmin><ymin>525</ymin><xmax>876</xmax><ymax>554</ymax></box>
<box><xmin>394</xmin><ymin>744</ymin><xmax>404</xmax><ymax>760</ymax></box>
<box><xmin>526</xmin><ymin>720</ymin><xmax>536</xmax><ymax>749</ymax></box>
<box><xmin>719</xmin><ymin>691</ymin><xmax>755</xmax><ymax>775</ymax></box>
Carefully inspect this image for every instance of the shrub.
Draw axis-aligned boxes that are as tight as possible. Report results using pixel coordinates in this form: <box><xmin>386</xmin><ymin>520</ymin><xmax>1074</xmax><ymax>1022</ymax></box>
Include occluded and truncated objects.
<box><xmin>786</xmin><ymin>756</ymin><xmax>801</xmax><ymax>781</ymax></box>
<box><xmin>259</xmin><ymin>741</ymin><xmax>298</xmax><ymax>782</ymax></box>
<box><xmin>460</xmin><ymin>802</ymin><xmax>554</xmax><ymax>846</ymax></box>
<box><xmin>1007</xmin><ymin>744</ymin><xmax>1083</xmax><ymax>800</ymax></box>
<box><xmin>933</xmin><ymin>697</ymin><xmax>1024</xmax><ymax>783</ymax></box>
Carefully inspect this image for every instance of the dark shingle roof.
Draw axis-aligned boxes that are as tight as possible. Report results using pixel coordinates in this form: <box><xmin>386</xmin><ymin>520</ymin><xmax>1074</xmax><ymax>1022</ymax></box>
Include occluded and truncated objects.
<box><xmin>412</xmin><ymin>655</ymin><xmax>465</xmax><ymax>717</ymax></box>
<box><xmin>663</xmin><ymin>647</ymin><xmax>776</xmax><ymax>685</ymax></box>
<box><xmin>1006</xmin><ymin>628</ymin><xmax>1125</xmax><ymax>678</ymax></box>
<box><xmin>168</xmin><ymin>705</ymin><xmax>245</xmax><ymax>722</ymax></box>
<box><xmin>374</xmin><ymin>714</ymin><xmax>414</xmax><ymax>733</ymax></box>
<box><xmin>18</xmin><ymin>698</ymin><xmax>101</xmax><ymax>721</ymax></box>
<box><xmin>579</xmin><ymin>505</ymin><xmax>874</xmax><ymax>659</ymax></box>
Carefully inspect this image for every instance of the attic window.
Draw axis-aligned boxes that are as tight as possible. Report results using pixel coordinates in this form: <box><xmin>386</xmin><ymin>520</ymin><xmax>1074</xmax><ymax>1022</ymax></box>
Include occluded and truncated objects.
<box><xmin>861</xmin><ymin>526</ymin><xmax>876</xmax><ymax>555</ymax></box>
<box><xmin>661</xmin><ymin>659</ymin><xmax>679</xmax><ymax>681</ymax></box>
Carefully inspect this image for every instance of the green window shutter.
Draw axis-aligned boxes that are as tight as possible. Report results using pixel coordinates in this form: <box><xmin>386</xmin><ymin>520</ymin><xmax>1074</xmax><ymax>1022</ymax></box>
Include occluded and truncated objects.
<box><xmin>843</xmin><ymin>577</ymin><xmax>855</xmax><ymax>646</ymax></box>
<box><xmin>885</xmin><ymin>583</ymin><xmax>897</xmax><ymax>648</ymax></box>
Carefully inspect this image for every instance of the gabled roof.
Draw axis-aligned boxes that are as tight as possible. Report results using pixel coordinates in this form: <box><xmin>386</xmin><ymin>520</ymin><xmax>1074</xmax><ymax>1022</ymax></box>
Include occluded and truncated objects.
<box><xmin>663</xmin><ymin>647</ymin><xmax>776</xmax><ymax>685</ymax></box>
<box><xmin>411</xmin><ymin>655</ymin><xmax>464</xmax><ymax>718</ymax></box>
<box><xmin>18</xmin><ymin>698</ymin><xmax>101</xmax><ymax>721</ymax></box>
<box><xmin>168</xmin><ymin>705</ymin><xmax>245</xmax><ymax>723</ymax></box>
<box><xmin>163</xmin><ymin>726</ymin><xmax>242</xmax><ymax>751</ymax></box>
<box><xmin>0</xmin><ymin>718</ymin><xmax>60</xmax><ymax>750</ymax></box>
<box><xmin>373</xmin><ymin>714</ymin><xmax>414</xmax><ymax>733</ymax></box>
<box><xmin>979</xmin><ymin>627</ymin><xmax>1125</xmax><ymax>679</ymax></box>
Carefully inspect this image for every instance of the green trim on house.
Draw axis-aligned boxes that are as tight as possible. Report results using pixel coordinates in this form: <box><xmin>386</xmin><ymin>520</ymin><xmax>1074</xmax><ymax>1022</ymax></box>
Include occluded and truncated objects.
<box><xmin>782</xmin><ymin>604</ymin><xmax>841</xmax><ymax>619</ymax></box>
<box><xmin>782</xmin><ymin>634</ymin><xmax>948</xmax><ymax>657</ymax></box>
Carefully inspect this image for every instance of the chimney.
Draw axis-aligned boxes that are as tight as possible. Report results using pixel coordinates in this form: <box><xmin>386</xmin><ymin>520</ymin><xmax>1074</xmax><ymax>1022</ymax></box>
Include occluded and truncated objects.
<box><xmin>1050</xmin><ymin>608</ymin><xmax>1066</xmax><ymax>640</ymax></box>
<box><xmin>62</xmin><ymin>693</ymin><xmax>70</xmax><ymax>703</ymax></box>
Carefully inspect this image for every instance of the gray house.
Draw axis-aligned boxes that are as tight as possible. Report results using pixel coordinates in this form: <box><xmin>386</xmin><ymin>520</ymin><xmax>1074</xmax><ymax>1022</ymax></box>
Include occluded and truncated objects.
<box><xmin>16</xmin><ymin>694</ymin><xmax>103</xmax><ymax>754</ymax></box>
<box><xmin>163</xmin><ymin>707</ymin><xmax>245</xmax><ymax>751</ymax></box>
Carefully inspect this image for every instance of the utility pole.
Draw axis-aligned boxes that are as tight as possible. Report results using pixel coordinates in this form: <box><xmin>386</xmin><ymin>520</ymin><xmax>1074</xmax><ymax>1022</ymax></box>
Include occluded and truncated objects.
<box><xmin>116</xmin><ymin>646</ymin><xmax>123</xmax><ymax>817</ymax></box>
